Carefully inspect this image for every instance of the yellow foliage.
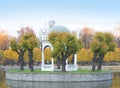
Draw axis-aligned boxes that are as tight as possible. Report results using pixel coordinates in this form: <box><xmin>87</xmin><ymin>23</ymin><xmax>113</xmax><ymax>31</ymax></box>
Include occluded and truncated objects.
<box><xmin>44</xmin><ymin>47</ymin><xmax>52</xmax><ymax>61</ymax></box>
<box><xmin>0</xmin><ymin>31</ymin><xmax>10</xmax><ymax>50</ymax></box>
<box><xmin>87</xmin><ymin>49</ymin><xmax>94</xmax><ymax>61</ymax></box>
<box><xmin>114</xmin><ymin>48</ymin><xmax>120</xmax><ymax>61</ymax></box>
<box><xmin>24</xmin><ymin>51</ymin><xmax>29</xmax><ymax>63</ymax></box>
<box><xmin>104</xmin><ymin>48</ymin><xmax>120</xmax><ymax>61</ymax></box>
<box><xmin>33</xmin><ymin>48</ymin><xmax>42</xmax><ymax>62</ymax></box>
<box><xmin>24</xmin><ymin>48</ymin><xmax>42</xmax><ymax>63</ymax></box>
<box><xmin>4</xmin><ymin>49</ymin><xmax>18</xmax><ymax>61</ymax></box>
<box><xmin>77</xmin><ymin>48</ymin><xmax>93</xmax><ymax>62</ymax></box>
<box><xmin>104</xmin><ymin>48</ymin><xmax>120</xmax><ymax>62</ymax></box>
<box><xmin>0</xmin><ymin>50</ymin><xmax>4</xmax><ymax>64</ymax></box>
<box><xmin>68</xmin><ymin>55</ymin><xmax>73</xmax><ymax>63</ymax></box>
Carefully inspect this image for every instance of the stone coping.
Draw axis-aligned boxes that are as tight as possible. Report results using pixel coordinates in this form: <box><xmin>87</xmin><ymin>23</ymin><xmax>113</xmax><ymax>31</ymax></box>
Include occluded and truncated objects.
<box><xmin>6</xmin><ymin>72</ymin><xmax>112</xmax><ymax>82</ymax></box>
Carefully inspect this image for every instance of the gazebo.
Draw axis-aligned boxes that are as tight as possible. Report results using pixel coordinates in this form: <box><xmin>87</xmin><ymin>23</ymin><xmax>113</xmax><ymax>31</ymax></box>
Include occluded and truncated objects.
<box><xmin>40</xmin><ymin>21</ymin><xmax>77</xmax><ymax>71</ymax></box>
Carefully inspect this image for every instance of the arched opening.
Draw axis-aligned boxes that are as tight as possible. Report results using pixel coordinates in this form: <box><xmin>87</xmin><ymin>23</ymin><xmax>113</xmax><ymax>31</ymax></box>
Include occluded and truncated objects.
<box><xmin>41</xmin><ymin>43</ymin><xmax>54</xmax><ymax>71</ymax></box>
<box><xmin>44</xmin><ymin>46</ymin><xmax>52</xmax><ymax>64</ymax></box>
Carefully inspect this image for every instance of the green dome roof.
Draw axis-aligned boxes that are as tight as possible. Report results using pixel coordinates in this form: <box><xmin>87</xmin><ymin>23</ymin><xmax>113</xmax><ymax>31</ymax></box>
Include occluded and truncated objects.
<box><xmin>50</xmin><ymin>25</ymin><xmax>70</xmax><ymax>33</ymax></box>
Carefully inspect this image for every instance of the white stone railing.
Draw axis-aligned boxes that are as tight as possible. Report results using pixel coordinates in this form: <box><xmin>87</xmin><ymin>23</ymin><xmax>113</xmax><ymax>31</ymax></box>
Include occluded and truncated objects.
<box><xmin>66</xmin><ymin>64</ymin><xmax>78</xmax><ymax>71</ymax></box>
<box><xmin>41</xmin><ymin>64</ymin><xmax>54</xmax><ymax>71</ymax></box>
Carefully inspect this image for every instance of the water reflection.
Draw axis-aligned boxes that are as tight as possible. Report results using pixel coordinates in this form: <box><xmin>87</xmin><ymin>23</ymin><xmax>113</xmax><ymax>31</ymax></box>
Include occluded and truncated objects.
<box><xmin>0</xmin><ymin>70</ymin><xmax>6</xmax><ymax>88</ymax></box>
<box><xmin>6</xmin><ymin>80</ymin><xmax>112</xmax><ymax>88</ymax></box>
<box><xmin>112</xmin><ymin>72</ymin><xmax>120</xmax><ymax>88</ymax></box>
<box><xmin>1</xmin><ymin>72</ymin><xmax>120</xmax><ymax>88</ymax></box>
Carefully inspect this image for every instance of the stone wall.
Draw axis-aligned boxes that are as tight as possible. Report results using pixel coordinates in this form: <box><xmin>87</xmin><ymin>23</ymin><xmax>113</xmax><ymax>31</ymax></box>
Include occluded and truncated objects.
<box><xmin>6</xmin><ymin>80</ymin><xmax>112</xmax><ymax>88</ymax></box>
<box><xmin>6</xmin><ymin>72</ymin><xmax>112</xmax><ymax>82</ymax></box>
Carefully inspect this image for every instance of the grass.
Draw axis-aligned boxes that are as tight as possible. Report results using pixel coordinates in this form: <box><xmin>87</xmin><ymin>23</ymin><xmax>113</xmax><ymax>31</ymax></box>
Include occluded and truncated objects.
<box><xmin>67</xmin><ymin>69</ymin><xmax>108</xmax><ymax>74</ymax></box>
<box><xmin>8</xmin><ymin>69</ymin><xmax>109</xmax><ymax>74</ymax></box>
<box><xmin>8</xmin><ymin>69</ymin><xmax>60</xmax><ymax>74</ymax></box>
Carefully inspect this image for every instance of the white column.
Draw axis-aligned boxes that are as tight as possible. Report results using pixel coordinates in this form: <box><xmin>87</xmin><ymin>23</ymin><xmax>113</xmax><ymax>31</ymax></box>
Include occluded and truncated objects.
<box><xmin>66</xmin><ymin>59</ymin><xmax>68</xmax><ymax>71</ymax></box>
<box><xmin>42</xmin><ymin>49</ymin><xmax>44</xmax><ymax>65</ymax></box>
<box><xmin>51</xmin><ymin>58</ymin><xmax>54</xmax><ymax>71</ymax></box>
<box><xmin>66</xmin><ymin>59</ymin><xmax>68</xmax><ymax>65</ymax></box>
<box><xmin>51</xmin><ymin>46</ymin><xmax>54</xmax><ymax>71</ymax></box>
<box><xmin>74</xmin><ymin>54</ymin><xmax>77</xmax><ymax>65</ymax></box>
<box><xmin>51</xmin><ymin>58</ymin><xmax>54</xmax><ymax>65</ymax></box>
<box><xmin>51</xmin><ymin>46</ymin><xmax>54</xmax><ymax>66</ymax></box>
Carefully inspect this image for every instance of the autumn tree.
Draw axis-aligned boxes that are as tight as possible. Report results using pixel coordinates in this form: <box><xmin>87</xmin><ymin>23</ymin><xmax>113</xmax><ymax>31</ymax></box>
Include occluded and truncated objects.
<box><xmin>0</xmin><ymin>30</ymin><xmax>10</xmax><ymax>50</ymax></box>
<box><xmin>90</xmin><ymin>32</ymin><xmax>116</xmax><ymax>71</ymax></box>
<box><xmin>9</xmin><ymin>27</ymin><xmax>32</xmax><ymax>70</ymax></box>
<box><xmin>113</xmin><ymin>48</ymin><xmax>120</xmax><ymax>61</ymax></box>
<box><xmin>114</xmin><ymin>27</ymin><xmax>120</xmax><ymax>48</ymax></box>
<box><xmin>103</xmin><ymin>49</ymin><xmax>114</xmax><ymax>62</ymax></box>
<box><xmin>21</xmin><ymin>27</ymin><xmax>40</xmax><ymax>71</ymax></box>
<box><xmin>80</xmin><ymin>27</ymin><xmax>93</xmax><ymax>49</ymax></box>
<box><xmin>33</xmin><ymin>48</ymin><xmax>42</xmax><ymax>63</ymax></box>
<box><xmin>4</xmin><ymin>49</ymin><xmax>18</xmax><ymax>65</ymax></box>
<box><xmin>104</xmin><ymin>48</ymin><xmax>120</xmax><ymax>62</ymax></box>
<box><xmin>116</xmin><ymin>36</ymin><xmax>120</xmax><ymax>48</ymax></box>
<box><xmin>10</xmin><ymin>37</ymin><xmax>26</xmax><ymax>70</ymax></box>
<box><xmin>77</xmin><ymin>48</ymin><xmax>93</xmax><ymax>63</ymax></box>
<box><xmin>48</xmin><ymin>32</ymin><xmax>82</xmax><ymax>72</ymax></box>
<box><xmin>0</xmin><ymin>50</ymin><xmax>4</xmax><ymax>65</ymax></box>
<box><xmin>4</xmin><ymin>49</ymin><xmax>18</xmax><ymax>61</ymax></box>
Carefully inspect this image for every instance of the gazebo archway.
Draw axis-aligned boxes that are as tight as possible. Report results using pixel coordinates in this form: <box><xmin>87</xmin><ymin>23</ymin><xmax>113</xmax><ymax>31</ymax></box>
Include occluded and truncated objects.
<box><xmin>41</xmin><ymin>42</ymin><xmax>54</xmax><ymax>71</ymax></box>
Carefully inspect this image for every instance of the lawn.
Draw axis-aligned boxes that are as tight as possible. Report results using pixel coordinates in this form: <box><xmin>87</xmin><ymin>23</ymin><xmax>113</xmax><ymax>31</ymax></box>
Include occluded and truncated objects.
<box><xmin>8</xmin><ymin>69</ymin><xmax>109</xmax><ymax>74</ymax></box>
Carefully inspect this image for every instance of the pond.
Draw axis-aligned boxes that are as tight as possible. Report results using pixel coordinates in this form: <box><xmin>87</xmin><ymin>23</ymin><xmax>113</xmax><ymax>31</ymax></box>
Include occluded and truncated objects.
<box><xmin>112</xmin><ymin>72</ymin><xmax>120</xmax><ymax>88</ymax></box>
<box><xmin>0</xmin><ymin>71</ymin><xmax>120</xmax><ymax>88</ymax></box>
<box><xmin>0</xmin><ymin>70</ymin><xmax>6</xmax><ymax>88</ymax></box>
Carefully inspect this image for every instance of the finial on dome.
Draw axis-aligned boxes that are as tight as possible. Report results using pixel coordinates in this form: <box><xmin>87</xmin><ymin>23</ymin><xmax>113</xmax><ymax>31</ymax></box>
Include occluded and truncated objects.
<box><xmin>49</xmin><ymin>20</ymin><xmax>55</xmax><ymax>29</ymax></box>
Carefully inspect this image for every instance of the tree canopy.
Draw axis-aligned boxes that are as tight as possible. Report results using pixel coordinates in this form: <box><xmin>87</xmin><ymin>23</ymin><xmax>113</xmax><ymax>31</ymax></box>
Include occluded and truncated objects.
<box><xmin>90</xmin><ymin>32</ymin><xmax>116</xmax><ymax>71</ymax></box>
<box><xmin>0</xmin><ymin>30</ymin><xmax>10</xmax><ymax>50</ymax></box>
<box><xmin>48</xmin><ymin>32</ymin><xmax>82</xmax><ymax>71</ymax></box>
<box><xmin>9</xmin><ymin>27</ymin><xmax>40</xmax><ymax>71</ymax></box>
<box><xmin>20</xmin><ymin>27</ymin><xmax>40</xmax><ymax>71</ymax></box>
<box><xmin>10</xmin><ymin>36</ymin><xmax>26</xmax><ymax>70</ymax></box>
<box><xmin>79</xmin><ymin>27</ymin><xmax>94</xmax><ymax>49</ymax></box>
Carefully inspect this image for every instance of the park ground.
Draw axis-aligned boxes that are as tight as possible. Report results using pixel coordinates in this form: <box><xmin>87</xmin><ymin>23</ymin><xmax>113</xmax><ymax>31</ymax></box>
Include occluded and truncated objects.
<box><xmin>3</xmin><ymin>65</ymin><xmax>120</xmax><ymax>72</ymax></box>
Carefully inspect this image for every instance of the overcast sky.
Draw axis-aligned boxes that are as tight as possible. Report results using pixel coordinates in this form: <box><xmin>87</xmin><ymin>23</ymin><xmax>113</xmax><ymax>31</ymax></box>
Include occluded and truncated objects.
<box><xmin>0</xmin><ymin>0</ymin><xmax>120</xmax><ymax>36</ymax></box>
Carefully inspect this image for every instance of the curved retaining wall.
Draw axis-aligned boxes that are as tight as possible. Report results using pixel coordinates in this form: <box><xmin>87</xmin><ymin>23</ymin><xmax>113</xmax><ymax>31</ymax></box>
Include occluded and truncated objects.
<box><xmin>6</xmin><ymin>72</ymin><xmax>112</xmax><ymax>82</ymax></box>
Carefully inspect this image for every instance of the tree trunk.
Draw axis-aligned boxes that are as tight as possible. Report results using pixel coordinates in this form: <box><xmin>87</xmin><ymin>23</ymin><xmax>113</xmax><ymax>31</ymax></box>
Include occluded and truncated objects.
<box><xmin>28</xmin><ymin>49</ymin><xmax>34</xmax><ymax>72</ymax></box>
<box><xmin>61</xmin><ymin>57</ymin><xmax>66</xmax><ymax>72</ymax></box>
<box><xmin>56</xmin><ymin>57</ymin><xmax>61</xmax><ymax>69</ymax></box>
<box><xmin>18</xmin><ymin>50</ymin><xmax>25</xmax><ymax>71</ymax></box>
<box><xmin>97</xmin><ymin>54</ymin><xmax>104</xmax><ymax>71</ymax></box>
<box><xmin>19</xmin><ymin>57</ymin><xmax>24</xmax><ymax>71</ymax></box>
<box><xmin>92</xmin><ymin>52</ymin><xmax>97</xmax><ymax>71</ymax></box>
<box><xmin>92</xmin><ymin>58</ymin><xmax>96</xmax><ymax>71</ymax></box>
<box><xmin>71</xmin><ymin>54</ymin><xmax>74</xmax><ymax>64</ymax></box>
<box><xmin>62</xmin><ymin>64</ymin><xmax>66</xmax><ymax>72</ymax></box>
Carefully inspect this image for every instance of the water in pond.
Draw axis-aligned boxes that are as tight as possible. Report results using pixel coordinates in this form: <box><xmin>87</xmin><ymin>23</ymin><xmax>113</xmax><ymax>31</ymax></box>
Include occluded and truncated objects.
<box><xmin>0</xmin><ymin>71</ymin><xmax>120</xmax><ymax>88</ymax></box>
<box><xmin>0</xmin><ymin>70</ymin><xmax>6</xmax><ymax>88</ymax></box>
<box><xmin>112</xmin><ymin>72</ymin><xmax>120</xmax><ymax>88</ymax></box>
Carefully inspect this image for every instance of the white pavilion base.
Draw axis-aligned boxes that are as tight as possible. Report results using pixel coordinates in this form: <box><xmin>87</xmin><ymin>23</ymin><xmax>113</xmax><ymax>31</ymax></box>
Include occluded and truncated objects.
<box><xmin>41</xmin><ymin>64</ymin><xmax>54</xmax><ymax>71</ymax></box>
<box><xmin>41</xmin><ymin>64</ymin><xmax>77</xmax><ymax>71</ymax></box>
<box><xmin>66</xmin><ymin>64</ymin><xmax>78</xmax><ymax>71</ymax></box>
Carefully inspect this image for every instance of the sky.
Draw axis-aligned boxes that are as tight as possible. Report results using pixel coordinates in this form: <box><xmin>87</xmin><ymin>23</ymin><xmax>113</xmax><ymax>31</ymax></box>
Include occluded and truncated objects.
<box><xmin>0</xmin><ymin>0</ymin><xmax>120</xmax><ymax>36</ymax></box>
